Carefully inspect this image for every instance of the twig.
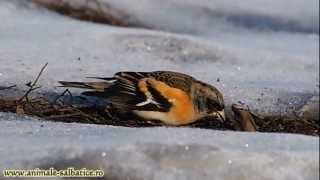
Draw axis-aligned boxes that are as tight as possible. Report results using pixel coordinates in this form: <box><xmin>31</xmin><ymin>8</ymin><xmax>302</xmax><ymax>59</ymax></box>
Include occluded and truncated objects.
<box><xmin>53</xmin><ymin>89</ymin><xmax>73</xmax><ymax>104</ymax></box>
<box><xmin>0</xmin><ymin>85</ymin><xmax>17</xmax><ymax>91</ymax></box>
<box><xmin>63</xmin><ymin>104</ymin><xmax>99</xmax><ymax>123</ymax></box>
<box><xmin>47</xmin><ymin>112</ymin><xmax>82</xmax><ymax>119</ymax></box>
<box><xmin>19</xmin><ymin>63</ymin><xmax>48</xmax><ymax>102</ymax></box>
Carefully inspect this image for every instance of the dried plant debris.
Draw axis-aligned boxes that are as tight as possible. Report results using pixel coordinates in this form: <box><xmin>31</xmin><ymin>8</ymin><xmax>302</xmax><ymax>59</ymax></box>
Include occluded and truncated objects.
<box><xmin>33</xmin><ymin>0</ymin><xmax>129</xmax><ymax>26</ymax></box>
<box><xmin>255</xmin><ymin>115</ymin><xmax>319</xmax><ymax>136</ymax></box>
<box><xmin>0</xmin><ymin>98</ymin><xmax>158</xmax><ymax>126</ymax></box>
<box><xmin>19</xmin><ymin>63</ymin><xmax>48</xmax><ymax>102</ymax></box>
<box><xmin>0</xmin><ymin>95</ymin><xmax>318</xmax><ymax>135</ymax></box>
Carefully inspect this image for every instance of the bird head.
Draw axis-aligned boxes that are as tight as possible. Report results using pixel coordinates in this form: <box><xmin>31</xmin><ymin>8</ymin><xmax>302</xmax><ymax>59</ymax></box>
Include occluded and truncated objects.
<box><xmin>192</xmin><ymin>81</ymin><xmax>225</xmax><ymax>121</ymax></box>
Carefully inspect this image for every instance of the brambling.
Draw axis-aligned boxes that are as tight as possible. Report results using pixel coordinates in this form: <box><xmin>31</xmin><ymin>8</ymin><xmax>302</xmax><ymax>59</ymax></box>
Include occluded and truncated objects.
<box><xmin>59</xmin><ymin>71</ymin><xmax>225</xmax><ymax>125</ymax></box>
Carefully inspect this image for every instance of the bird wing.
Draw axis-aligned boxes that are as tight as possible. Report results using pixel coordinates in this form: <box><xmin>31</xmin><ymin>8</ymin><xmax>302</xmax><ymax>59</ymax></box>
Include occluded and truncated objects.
<box><xmin>58</xmin><ymin>81</ymin><xmax>112</xmax><ymax>91</ymax></box>
<box><xmin>59</xmin><ymin>72</ymin><xmax>173</xmax><ymax>112</ymax></box>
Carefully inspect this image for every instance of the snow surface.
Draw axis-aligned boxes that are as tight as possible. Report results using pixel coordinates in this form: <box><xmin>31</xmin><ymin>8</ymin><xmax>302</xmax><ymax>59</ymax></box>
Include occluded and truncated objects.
<box><xmin>0</xmin><ymin>0</ymin><xmax>319</xmax><ymax>179</ymax></box>
<box><xmin>93</xmin><ymin>0</ymin><xmax>319</xmax><ymax>57</ymax></box>
<box><xmin>0</xmin><ymin>0</ymin><xmax>319</xmax><ymax>117</ymax></box>
<box><xmin>0</xmin><ymin>112</ymin><xmax>318</xmax><ymax>180</ymax></box>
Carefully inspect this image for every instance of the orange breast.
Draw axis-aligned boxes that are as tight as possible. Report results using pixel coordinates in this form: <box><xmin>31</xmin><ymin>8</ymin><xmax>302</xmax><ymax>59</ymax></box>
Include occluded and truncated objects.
<box><xmin>148</xmin><ymin>79</ymin><xmax>197</xmax><ymax>124</ymax></box>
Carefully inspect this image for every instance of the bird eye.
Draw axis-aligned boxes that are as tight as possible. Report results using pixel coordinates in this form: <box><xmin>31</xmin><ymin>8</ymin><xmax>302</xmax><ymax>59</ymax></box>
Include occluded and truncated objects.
<box><xmin>206</xmin><ymin>99</ymin><xmax>224</xmax><ymax>111</ymax></box>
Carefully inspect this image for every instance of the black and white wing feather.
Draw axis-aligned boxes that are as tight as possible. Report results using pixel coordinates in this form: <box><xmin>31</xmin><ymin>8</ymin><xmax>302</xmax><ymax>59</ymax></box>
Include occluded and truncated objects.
<box><xmin>59</xmin><ymin>71</ymin><xmax>172</xmax><ymax>112</ymax></box>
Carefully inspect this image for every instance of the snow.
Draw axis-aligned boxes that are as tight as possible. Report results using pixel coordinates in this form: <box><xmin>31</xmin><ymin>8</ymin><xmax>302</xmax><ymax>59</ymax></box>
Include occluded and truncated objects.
<box><xmin>44</xmin><ymin>0</ymin><xmax>318</xmax><ymax>58</ymax></box>
<box><xmin>0</xmin><ymin>0</ymin><xmax>318</xmax><ymax>117</ymax></box>
<box><xmin>0</xmin><ymin>0</ymin><xmax>319</xmax><ymax>179</ymax></box>
<box><xmin>0</xmin><ymin>112</ymin><xmax>318</xmax><ymax>179</ymax></box>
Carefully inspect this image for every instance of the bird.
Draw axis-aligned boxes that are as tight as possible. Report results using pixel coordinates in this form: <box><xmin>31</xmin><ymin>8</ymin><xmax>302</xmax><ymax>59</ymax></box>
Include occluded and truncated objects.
<box><xmin>59</xmin><ymin>71</ymin><xmax>225</xmax><ymax>126</ymax></box>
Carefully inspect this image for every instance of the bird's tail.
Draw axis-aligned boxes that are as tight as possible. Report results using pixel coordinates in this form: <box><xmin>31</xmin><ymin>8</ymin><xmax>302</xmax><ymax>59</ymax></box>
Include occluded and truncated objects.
<box><xmin>58</xmin><ymin>81</ymin><xmax>112</xmax><ymax>92</ymax></box>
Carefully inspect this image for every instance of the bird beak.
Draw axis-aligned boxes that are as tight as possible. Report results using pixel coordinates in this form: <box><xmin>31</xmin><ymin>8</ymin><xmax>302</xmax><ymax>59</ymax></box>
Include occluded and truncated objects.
<box><xmin>212</xmin><ymin>110</ymin><xmax>225</xmax><ymax>122</ymax></box>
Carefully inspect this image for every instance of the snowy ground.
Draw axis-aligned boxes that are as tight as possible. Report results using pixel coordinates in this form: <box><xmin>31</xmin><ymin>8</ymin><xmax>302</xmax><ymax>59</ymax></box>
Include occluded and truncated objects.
<box><xmin>0</xmin><ymin>112</ymin><xmax>318</xmax><ymax>180</ymax></box>
<box><xmin>0</xmin><ymin>0</ymin><xmax>319</xmax><ymax>179</ymax></box>
<box><xmin>0</xmin><ymin>0</ymin><xmax>318</xmax><ymax>116</ymax></box>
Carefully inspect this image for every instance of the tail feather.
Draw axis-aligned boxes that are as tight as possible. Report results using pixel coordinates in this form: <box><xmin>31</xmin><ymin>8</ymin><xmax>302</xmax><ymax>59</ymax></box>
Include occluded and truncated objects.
<box><xmin>82</xmin><ymin>91</ymin><xmax>106</xmax><ymax>97</ymax></box>
<box><xmin>58</xmin><ymin>81</ymin><xmax>112</xmax><ymax>91</ymax></box>
<box><xmin>86</xmin><ymin>77</ymin><xmax>116</xmax><ymax>82</ymax></box>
